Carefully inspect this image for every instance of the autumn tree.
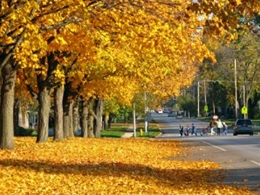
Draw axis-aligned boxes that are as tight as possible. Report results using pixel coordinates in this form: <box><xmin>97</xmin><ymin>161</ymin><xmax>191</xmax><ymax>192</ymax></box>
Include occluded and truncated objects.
<box><xmin>0</xmin><ymin>0</ymin><xmax>91</xmax><ymax>148</ymax></box>
<box><xmin>0</xmin><ymin>1</ymin><xmax>38</xmax><ymax>149</ymax></box>
<box><xmin>2</xmin><ymin>0</ymin><xmax>260</xmax><ymax>149</ymax></box>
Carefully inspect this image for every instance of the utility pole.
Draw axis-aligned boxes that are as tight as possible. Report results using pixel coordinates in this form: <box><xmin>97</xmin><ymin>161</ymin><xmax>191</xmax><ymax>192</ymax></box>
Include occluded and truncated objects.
<box><xmin>197</xmin><ymin>81</ymin><xmax>200</xmax><ymax>117</ymax></box>
<box><xmin>243</xmin><ymin>85</ymin><xmax>248</xmax><ymax>119</ymax></box>
<box><xmin>133</xmin><ymin>103</ymin><xmax>136</xmax><ymax>137</ymax></box>
<box><xmin>243</xmin><ymin>85</ymin><xmax>245</xmax><ymax>106</ymax></box>
<box><xmin>144</xmin><ymin>92</ymin><xmax>148</xmax><ymax>133</ymax></box>
<box><xmin>204</xmin><ymin>79</ymin><xmax>208</xmax><ymax>116</ymax></box>
<box><xmin>204</xmin><ymin>79</ymin><xmax>207</xmax><ymax>105</ymax></box>
<box><xmin>234</xmin><ymin>59</ymin><xmax>238</xmax><ymax>119</ymax></box>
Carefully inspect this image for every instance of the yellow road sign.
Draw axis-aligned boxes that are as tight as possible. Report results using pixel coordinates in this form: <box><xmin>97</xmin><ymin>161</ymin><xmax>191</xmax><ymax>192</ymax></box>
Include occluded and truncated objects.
<box><xmin>241</xmin><ymin>106</ymin><xmax>248</xmax><ymax>114</ymax></box>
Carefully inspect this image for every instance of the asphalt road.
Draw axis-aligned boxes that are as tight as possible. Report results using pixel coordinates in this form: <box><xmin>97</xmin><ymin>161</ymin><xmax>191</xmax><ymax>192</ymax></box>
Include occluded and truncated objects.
<box><xmin>153</xmin><ymin>113</ymin><xmax>260</xmax><ymax>194</ymax></box>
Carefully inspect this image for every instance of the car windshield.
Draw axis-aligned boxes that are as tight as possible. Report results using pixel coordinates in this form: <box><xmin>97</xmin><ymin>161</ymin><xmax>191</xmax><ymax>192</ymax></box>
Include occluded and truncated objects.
<box><xmin>237</xmin><ymin>120</ymin><xmax>252</xmax><ymax>126</ymax></box>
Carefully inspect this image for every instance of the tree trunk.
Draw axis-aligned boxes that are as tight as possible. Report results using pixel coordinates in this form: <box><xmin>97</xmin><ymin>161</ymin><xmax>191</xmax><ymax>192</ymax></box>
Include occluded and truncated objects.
<box><xmin>94</xmin><ymin>99</ymin><xmax>104</xmax><ymax>137</ymax></box>
<box><xmin>13</xmin><ymin>99</ymin><xmax>20</xmax><ymax>136</ymax></box>
<box><xmin>87</xmin><ymin>99</ymin><xmax>95</xmax><ymax>137</ymax></box>
<box><xmin>88</xmin><ymin>113</ymin><xmax>95</xmax><ymax>138</ymax></box>
<box><xmin>0</xmin><ymin>63</ymin><xmax>16</xmax><ymax>149</ymax></box>
<box><xmin>63</xmin><ymin>101</ymin><xmax>74</xmax><ymax>138</ymax></box>
<box><xmin>73</xmin><ymin>101</ymin><xmax>79</xmax><ymax>136</ymax></box>
<box><xmin>36</xmin><ymin>87</ymin><xmax>51</xmax><ymax>143</ymax></box>
<box><xmin>108</xmin><ymin>114</ymin><xmax>116</xmax><ymax>129</ymax></box>
<box><xmin>54</xmin><ymin>85</ymin><xmax>64</xmax><ymax>141</ymax></box>
<box><xmin>103</xmin><ymin>113</ymin><xmax>109</xmax><ymax>130</ymax></box>
<box><xmin>80</xmin><ymin>101</ymin><xmax>89</xmax><ymax>138</ymax></box>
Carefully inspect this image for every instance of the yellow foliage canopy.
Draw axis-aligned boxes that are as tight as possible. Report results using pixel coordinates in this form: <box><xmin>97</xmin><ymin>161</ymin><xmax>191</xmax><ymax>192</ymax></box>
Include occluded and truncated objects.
<box><xmin>5</xmin><ymin>0</ymin><xmax>260</xmax><ymax>105</ymax></box>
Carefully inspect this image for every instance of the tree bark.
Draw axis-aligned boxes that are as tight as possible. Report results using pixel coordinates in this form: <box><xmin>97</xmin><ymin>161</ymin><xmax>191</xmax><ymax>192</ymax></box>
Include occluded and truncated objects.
<box><xmin>94</xmin><ymin>99</ymin><xmax>104</xmax><ymax>137</ymax></box>
<box><xmin>103</xmin><ymin>113</ymin><xmax>109</xmax><ymax>130</ymax></box>
<box><xmin>54</xmin><ymin>85</ymin><xmax>64</xmax><ymax>141</ymax></box>
<box><xmin>73</xmin><ymin>101</ymin><xmax>79</xmax><ymax>136</ymax></box>
<box><xmin>63</xmin><ymin>100</ymin><xmax>74</xmax><ymax>138</ymax></box>
<box><xmin>108</xmin><ymin>114</ymin><xmax>115</xmax><ymax>129</ymax></box>
<box><xmin>13</xmin><ymin>99</ymin><xmax>20</xmax><ymax>136</ymax></box>
<box><xmin>88</xmin><ymin>113</ymin><xmax>95</xmax><ymax>138</ymax></box>
<box><xmin>0</xmin><ymin>63</ymin><xmax>16</xmax><ymax>149</ymax></box>
<box><xmin>36</xmin><ymin>87</ymin><xmax>51</xmax><ymax>143</ymax></box>
<box><xmin>87</xmin><ymin>99</ymin><xmax>95</xmax><ymax>137</ymax></box>
<box><xmin>80</xmin><ymin>101</ymin><xmax>89</xmax><ymax>137</ymax></box>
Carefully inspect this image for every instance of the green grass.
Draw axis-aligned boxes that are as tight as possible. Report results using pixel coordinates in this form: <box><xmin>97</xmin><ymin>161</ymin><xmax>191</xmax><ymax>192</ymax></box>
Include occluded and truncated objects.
<box><xmin>135</xmin><ymin>131</ymin><xmax>161</xmax><ymax>138</ymax></box>
<box><xmin>101</xmin><ymin>130</ymin><xmax>125</xmax><ymax>138</ymax></box>
<box><xmin>101</xmin><ymin>124</ymin><xmax>129</xmax><ymax>138</ymax></box>
<box><xmin>101</xmin><ymin>122</ymin><xmax>161</xmax><ymax>138</ymax></box>
<box><xmin>16</xmin><ymin>117</ymin><xmax>161</xmax><ymax>139</ymax></box>
<box><xmin>106</xmin><ymin>125</ymin><xmax>129</xmax><ymax>132</ymax></box>
<box><xmin>135</xmin><ymin>126</ymin><xmax>161</xmax><ymax>138</ymax></box>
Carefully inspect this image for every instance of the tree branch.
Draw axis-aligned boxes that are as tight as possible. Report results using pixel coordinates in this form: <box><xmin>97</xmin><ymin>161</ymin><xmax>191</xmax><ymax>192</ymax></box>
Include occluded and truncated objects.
<box><xmin>0</xmin><ymin>30</ymin><xmax>25</xmax><ymax>71</ymax></box>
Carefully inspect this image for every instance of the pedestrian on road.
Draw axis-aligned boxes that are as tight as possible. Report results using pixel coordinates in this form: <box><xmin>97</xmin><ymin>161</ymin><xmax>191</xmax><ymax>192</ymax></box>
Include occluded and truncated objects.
<box><xmin>216</xmin><ymin>118</ymin><xmax>223</xmax><ymax>136</ymax></box>
<box><xmin>200</xmin><ymin>127</ymin><xmax>208</xmax><ymax>136</ymax></box>
<box><xmin>184</xmin><ymin>125</ymin><xmax>190</xmax><ymax>136</ymax></box>
<box><xmin>191</xmin><ymin>123</ymin><xmax>194</xmax><ymax>135</ymax></box>
<box><xmin>179</xmin><ymin>125</ymin><xmax>184</xmax><ymax>137</ymax></box>
<box><xmin>191</xmin><ymin>123</ymin><xmax>197</xmax><ymax>136</ymax></box>
<box><xmin>209</xmin><ymin>120</ymin><xmax>216</xmax><ymax>135</ymax></box>
<box><xmin>222</xmin><ymin>121</ymin><xmax>228</xmax><ymax>135</ymax></box>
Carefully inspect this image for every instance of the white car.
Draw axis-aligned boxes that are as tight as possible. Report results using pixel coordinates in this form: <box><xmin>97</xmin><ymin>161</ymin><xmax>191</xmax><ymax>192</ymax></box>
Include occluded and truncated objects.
<box><xmin>176</xmin><ymin>115</ymin><xmax>183</xmax><ymax>119</ymax></box>
<box><xmin>157</xmin><ymin>110</ymin><xmax>163</xmax><ymax>114</ymax></box>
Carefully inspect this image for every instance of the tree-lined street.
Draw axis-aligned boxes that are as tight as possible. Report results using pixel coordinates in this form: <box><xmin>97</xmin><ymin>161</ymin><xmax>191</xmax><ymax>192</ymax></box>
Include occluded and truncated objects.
<box><xmin>1</xmin><ymin>1</ymin><xmax>260</xmax><ymax>194</ymax></box>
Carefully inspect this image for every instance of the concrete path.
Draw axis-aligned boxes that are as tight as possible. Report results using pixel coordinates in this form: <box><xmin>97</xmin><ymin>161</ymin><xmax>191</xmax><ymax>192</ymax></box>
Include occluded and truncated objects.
<box><xmin>121</xmin><ymin>126</ymin><xmax>134</xmax><ymax>138</ymax></box>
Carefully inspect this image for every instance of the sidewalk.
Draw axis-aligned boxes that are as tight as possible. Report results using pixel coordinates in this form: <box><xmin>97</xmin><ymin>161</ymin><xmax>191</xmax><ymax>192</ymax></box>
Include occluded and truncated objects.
<box><xmin>121</xmin><ymin>125</ymin><xmax>162</xmax><ymax>138</ymax></box>
<box><xmin>121</xmin><ymin>126</ymin><xmax>134</xmax><ymax>138</ymax></box>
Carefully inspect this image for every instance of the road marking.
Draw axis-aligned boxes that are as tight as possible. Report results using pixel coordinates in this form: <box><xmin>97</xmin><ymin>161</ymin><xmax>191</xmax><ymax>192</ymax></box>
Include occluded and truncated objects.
<box><xmin>201</xmin><ymin>141</ymin><xmax>227</xmax><ymax>151</ymax></box>
<box><xmin>250</xmin><ymin>160</ymin><xmax>260</xmax><ymax>166</ymax></box>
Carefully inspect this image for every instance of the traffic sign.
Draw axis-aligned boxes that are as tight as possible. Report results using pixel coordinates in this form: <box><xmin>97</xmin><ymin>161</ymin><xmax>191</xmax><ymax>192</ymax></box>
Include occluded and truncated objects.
<box><xmin>241</xmin><ymin>106</ymin><xmax>248</xmax><ymax>114</ymax></box>
<box><xmin>204</xmin><ymin>105</ymin><xmax>208</xmax><ymax>112</ymax></box>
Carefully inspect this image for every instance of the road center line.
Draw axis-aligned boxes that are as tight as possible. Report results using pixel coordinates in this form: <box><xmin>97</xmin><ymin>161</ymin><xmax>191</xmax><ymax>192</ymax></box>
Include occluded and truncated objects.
<box><xmin>201</xmin><ymin>141</ymin><xmax>227</xmax><ymax>151</ymax></box>
<box><xmin>250</xmin><ymin>160</ymin><xmax>260</xmax><ymax>166</ymax></box>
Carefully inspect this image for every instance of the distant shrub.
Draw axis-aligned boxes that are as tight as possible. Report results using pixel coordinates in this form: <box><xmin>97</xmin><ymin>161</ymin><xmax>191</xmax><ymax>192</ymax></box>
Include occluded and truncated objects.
<box><xmin>17</xmin><ymin>126</ymin><xmax>34</xmax><ymax>136</ymax></box>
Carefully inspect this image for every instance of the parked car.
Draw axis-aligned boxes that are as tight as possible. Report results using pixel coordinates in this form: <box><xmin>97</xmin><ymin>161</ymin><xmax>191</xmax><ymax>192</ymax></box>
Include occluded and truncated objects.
<box><xmin>163</xmin><ymin>108</ymin><xmax>169</xmax><ymax>113</ymax></box>
<box><xmin>233</xmin><ymin>119</ymin><xmax>254</xmax><ymax>136</ymax></box>
<box><xmin>176</xmin><ymin>115</ymin><xmax>183</xmax><ymax>119</ymax></box>
<box><xmin>168</xmin><ymin>111</ymin><xmax>175</xmax><ymax>117</ymax></box>
<box><xmin>157</xmin><ymin>109</ymin><xmax>163</xmax><ymax>114</ymax></box>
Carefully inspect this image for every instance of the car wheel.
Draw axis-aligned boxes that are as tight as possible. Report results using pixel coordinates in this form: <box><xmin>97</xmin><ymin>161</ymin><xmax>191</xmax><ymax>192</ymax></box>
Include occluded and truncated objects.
<box><xmin>250</xmin><ymin>133</ymin><xmax>253</xmax><ymax>136</ymax></box>
<box><xmin>233</xmin><ymin>133</ymin><xmax>237</xmax><ymax>136</ymax></box>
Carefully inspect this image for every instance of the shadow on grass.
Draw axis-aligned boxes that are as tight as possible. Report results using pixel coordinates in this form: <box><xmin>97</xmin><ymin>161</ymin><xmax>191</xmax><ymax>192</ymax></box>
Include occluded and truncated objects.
<box><xmin>0</xmin><ymin>158</ymin><xmax>222</xmax><ymax>188</ymax></box>
<box><xmin>2</xmin><ymin>158</ymin><xmax>259</xmax><ymax>192</ymax></box>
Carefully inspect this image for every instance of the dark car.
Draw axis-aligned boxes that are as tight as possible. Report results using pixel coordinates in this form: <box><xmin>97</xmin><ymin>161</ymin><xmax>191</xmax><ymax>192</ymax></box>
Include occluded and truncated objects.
<box><xmin>233</xmin><ymin>119</ymin><xmax>254</xmax><ymax>136</ymax></box>
<box><xmin>168</xmin><ymin>111</ymin><xmax>175</xmax><ymax>117</ymax></box>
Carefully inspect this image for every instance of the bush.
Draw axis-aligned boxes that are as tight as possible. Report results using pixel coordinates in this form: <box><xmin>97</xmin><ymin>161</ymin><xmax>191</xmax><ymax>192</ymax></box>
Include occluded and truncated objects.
<box><xmin>17</xmin><ymin>126</ymin><xmax>34</xmax><ymax>136</ymax></box>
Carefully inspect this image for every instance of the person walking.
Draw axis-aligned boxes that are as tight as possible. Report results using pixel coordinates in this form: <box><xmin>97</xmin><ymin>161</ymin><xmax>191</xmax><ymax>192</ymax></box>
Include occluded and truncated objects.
<box><xmin>191</xmin><ymin>123</ymin><xmax>197</xmax><ymax>136</ymax></box>
<box><xmin>201</xmin><ymin>127</ymin><xmax>208</xmax><ymax>136</ymax></box>
<box><xmin>184</xmin><ymin>125</ymin><xmax>190</xmax><ymax>136</ymax></box>
<box><xmin>216</xmin><ymin>119</ymin><xmax>223</xmax><ymax>136</ymax></box>
<box><xmin>209</xmin><ymin>120</ymin><xmax>215</xmax><ymax>135</ymax></box>
<box><xmin>179</xmin><ymin>125</ymin><xmax>184</xmax><ymax>137</ymax></box>
<box><xmin>222</xmin><ymin>121</ymin><xmax>228</xmax><ymax>135</ymax></box>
